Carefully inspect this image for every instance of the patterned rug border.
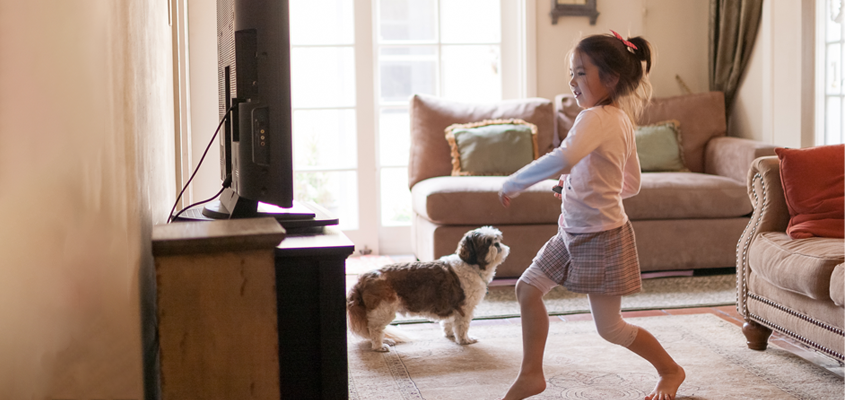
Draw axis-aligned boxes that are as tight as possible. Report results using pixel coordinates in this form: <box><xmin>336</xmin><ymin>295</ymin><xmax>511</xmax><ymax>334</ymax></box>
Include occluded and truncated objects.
<box><xmin>392</xmin><ymin>274</ymin><xmax>737</xmax><ymax>324</ymax></box>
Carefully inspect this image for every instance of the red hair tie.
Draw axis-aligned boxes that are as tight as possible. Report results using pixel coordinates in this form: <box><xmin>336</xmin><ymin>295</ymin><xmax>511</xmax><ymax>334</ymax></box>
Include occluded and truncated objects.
<box><xmin>610</xmin><ymin>30</ymin><xmax>638</xmax><ymax>50</ymax></box>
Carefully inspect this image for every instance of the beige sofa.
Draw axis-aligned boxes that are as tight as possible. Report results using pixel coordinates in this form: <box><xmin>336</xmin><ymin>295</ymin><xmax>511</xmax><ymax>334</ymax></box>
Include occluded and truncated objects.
<box><xmin>737</xmin><ymin>156</ymin><xmax>844</xmax><ymax>361</ymax></box>
<box><xmin>409</xmin><ymin>91</ymin><xmax>777</xmax><ymax>278</ymax></box>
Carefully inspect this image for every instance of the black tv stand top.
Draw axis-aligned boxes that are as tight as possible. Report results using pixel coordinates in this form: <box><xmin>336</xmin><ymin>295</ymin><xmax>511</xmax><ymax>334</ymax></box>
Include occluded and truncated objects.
<box><xmin>175</xmin><ymin>200</ymin><xmax>340</xmax><ymax>233</ymax></box>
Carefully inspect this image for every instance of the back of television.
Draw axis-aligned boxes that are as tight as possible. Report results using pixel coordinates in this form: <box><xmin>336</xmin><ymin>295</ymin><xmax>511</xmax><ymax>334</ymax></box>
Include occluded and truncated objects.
<box><xmin>215</xmin><ymin>0</ymin><xmax>294</xmax><ymax>211</ymax></box>
<box><xmin>179</xmin><ymin>0</ymin><xmax>339</xmax><ymax>231</ymax></box>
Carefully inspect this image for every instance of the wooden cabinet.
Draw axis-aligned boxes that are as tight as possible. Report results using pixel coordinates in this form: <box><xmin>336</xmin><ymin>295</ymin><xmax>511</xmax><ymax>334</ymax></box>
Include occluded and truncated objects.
<box><xmin>153</xmin><ymin>219</ymin><xmax>353</xmax><ymax>399</ymax></box>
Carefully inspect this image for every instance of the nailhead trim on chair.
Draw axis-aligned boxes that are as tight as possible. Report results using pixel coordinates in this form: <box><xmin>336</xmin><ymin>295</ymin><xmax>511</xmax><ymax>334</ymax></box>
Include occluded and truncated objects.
<box><xmin>738</xmin><ymin>172</ymin><xmax>766</xmax><ymax>317</ymax></box>
<box><xmin>749</xmin><ymin>293</ymin><xmax>845</xmax><ymax>336</ymax></box>
<box><xmin>748</xmin><ymin>310</ymin><xmax>845</xmax><ymax>362</ymax></box>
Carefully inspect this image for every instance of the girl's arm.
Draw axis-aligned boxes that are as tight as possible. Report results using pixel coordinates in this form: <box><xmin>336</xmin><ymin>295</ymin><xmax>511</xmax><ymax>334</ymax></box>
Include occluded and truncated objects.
<box><xmin>500</xmin><ymin>147</ymin><xmax>568</xmax><ymax>199</ymax></box>
<box><xmin>500</xmin><ymin>110</ymin><xmax>604</xmax><ymax>201</ymax></box>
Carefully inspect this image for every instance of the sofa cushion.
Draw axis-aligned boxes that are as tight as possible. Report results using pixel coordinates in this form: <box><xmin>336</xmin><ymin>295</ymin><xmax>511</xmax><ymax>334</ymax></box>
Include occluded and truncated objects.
<box><xmin>412</xmin><ymin>176</ymin><xmax>560</xmax><ymax>225</ymax></box>
<box><xmin>749</xmin><ymin>231</ymin><xmax>845</xmax><ymax>300</ymax></box>
<box><xmin>638</xmin><ymin>91</ymin><xmax>726</xmax><ymax>173</ymax></box>
<box><xmin>408</xmin><ymin>94</ymin><xmax>555</xmax><ymax>189</ymax></box>
<box><xmin>775</xmin><ymin>144</ymin><xmax>845</xmax><ymax>239</ymax></box>
<box><xmin>832</xmin><ymin>263</ymin><xmax>845</xmax><ymax>307</ymax></box>
<box><xmin>445</xmin><ymin>119</ymin><xmax>538</xmax><ymax>176</ymax></box>
<box><xmin>413</xmin><ymin>172</ymin><xmax>751</xmax><ymax>226</ymax></box>
<box><xmin>623</xmin><ymin>172</ymin><xmax>751</xmax><ymax>220</ymax></box>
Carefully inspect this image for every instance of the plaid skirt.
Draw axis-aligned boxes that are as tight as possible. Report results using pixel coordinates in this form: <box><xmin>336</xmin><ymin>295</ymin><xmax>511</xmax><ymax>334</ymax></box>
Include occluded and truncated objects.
<box><xmin>532</xmin><ymin>221</ymin><xmax>642</xmax><ymax>296</ymax></box>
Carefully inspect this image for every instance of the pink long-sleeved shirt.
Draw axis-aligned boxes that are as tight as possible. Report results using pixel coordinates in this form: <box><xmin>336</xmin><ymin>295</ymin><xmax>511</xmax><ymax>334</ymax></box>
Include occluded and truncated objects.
<box><xmin>501</xmin><ymin>105</ymin><xmax>641</xmax><ymax>233</ymax></box>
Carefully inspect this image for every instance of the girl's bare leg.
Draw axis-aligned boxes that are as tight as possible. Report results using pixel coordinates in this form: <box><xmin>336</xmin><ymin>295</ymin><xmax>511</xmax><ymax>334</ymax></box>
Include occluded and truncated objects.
<box><xmin>588</xmin><ymin>294</ymin><xmax>684</xmax><ymax>400</ymax></box>
<box><xmin>626</xmin><ymin>328</ymin><xmax>685</xmax><ymax>400</ymax></box>
<box><xmin>501</xmin><ymin>281</ymin><xmax>548</xmax><ymax>400</ymax></box>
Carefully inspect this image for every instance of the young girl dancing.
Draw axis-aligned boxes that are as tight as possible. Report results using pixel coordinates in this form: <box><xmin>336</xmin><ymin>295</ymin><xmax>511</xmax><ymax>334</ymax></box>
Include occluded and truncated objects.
<box><xmin>497</xmin><ymin>32</ymin><xmax>685</xmax><ymax>400</ymax></box>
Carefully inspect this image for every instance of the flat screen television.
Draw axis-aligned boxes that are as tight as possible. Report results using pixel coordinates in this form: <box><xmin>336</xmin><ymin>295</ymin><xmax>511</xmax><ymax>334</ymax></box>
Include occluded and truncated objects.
<box><xmin>200</xmin><ymin>0</ymin><xmax>337</xmax><ymax>230</ymax></box>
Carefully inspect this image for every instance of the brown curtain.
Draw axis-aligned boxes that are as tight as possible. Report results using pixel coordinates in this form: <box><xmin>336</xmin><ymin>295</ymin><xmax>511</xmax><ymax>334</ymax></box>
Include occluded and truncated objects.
<box><xmin>709</xmin><ymin>0</ymin><xmax>763</xmax><ymax>115</ymax></box>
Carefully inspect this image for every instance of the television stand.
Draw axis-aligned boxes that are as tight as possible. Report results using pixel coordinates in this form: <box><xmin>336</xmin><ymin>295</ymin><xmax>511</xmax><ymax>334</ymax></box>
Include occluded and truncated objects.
<box><xmin>175</xmin><ymin>192</ymin><xmax>339</xmax><ymax>233</ymax></box>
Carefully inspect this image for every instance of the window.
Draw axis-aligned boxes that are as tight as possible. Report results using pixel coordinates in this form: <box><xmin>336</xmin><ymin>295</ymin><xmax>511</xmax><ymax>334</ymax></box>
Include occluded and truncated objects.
<box><xmin>289</xmin><ymin>1</ymin><xmax>359</xmax><ymax>230</ymax></box>
<box><xmin>289</xmin><ymin>0</ymin><xmax>526</xmax><ymax>254</ymax></box>
<box><xmin>376</xmin><ymin>0</ymin><xmax>503</xmax><ymax>227</ymax></box>
<box><xmin>817</xmin><ymin>0</ymin><xmax>844</xmax><ymax>145</ymax></box>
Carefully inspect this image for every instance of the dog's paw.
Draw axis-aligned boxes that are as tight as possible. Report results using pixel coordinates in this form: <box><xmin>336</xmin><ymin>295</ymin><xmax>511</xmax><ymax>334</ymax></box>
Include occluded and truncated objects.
<box><xmin>457</xmin><ymin>336</ymin><xmax>478</xmax><ymax>345</ymax></box>
<box><xmin>372</xmin><ymin>343</ymin><xmax>391</xmax><ymax>352</ymax></box>
<box><xmin>443</xmin><ymin>331</ymin><xmax>456</xmax><ymax>339</ymax></box>
<box><xmin>383</xmin><ymin>338</ymin><xmax>396</xmax><ymax>346</ymax></box>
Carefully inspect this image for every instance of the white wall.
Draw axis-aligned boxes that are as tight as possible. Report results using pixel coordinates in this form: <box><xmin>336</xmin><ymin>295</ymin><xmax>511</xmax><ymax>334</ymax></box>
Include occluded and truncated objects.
<box><xmin>0</xmin><ymin>1</ymin><xmax>174</xmax><ymax>398</ymax></box>
<box><xmin>534</xmin><ymin>0</ymin><xmax>710</xmax><ymax>101</ymax></box>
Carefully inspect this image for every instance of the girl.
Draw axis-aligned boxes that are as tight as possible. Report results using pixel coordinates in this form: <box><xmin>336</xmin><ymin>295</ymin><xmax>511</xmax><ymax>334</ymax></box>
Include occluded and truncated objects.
<box><xmin>497</xmin><ymin>32</ymin><xmax>685</xmax><ymax>400</ymax></box>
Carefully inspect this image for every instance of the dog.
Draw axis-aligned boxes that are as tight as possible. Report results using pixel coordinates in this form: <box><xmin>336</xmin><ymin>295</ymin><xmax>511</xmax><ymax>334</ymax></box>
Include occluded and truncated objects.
<box><xmin>346</xmin><ymin>226</ymin><xmax>510</xmax><ymax>352</ymax></box>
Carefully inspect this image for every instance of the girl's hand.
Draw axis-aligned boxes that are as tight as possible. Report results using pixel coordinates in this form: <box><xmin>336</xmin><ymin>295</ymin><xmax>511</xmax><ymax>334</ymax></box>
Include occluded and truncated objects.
<box><xmin>499</xmin><ymin>191</ymin><xmax>511</xmax><ymax>208</ymax></box>
<box><xmin>554</xmin><ymin>177</ymin><xmax>565</xmax><ymax>200</ymax></box>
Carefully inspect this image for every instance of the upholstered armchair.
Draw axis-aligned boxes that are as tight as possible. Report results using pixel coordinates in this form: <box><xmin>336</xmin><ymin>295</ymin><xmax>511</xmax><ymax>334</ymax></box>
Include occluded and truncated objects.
<box><xmin>737</xmin><ymin>154</ymin><xmax>844</xmax><ymax>362</ymax></box>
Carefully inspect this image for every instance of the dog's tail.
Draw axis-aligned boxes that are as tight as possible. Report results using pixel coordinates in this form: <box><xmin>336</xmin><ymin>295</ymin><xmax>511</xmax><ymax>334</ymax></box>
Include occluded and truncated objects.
<box><xmin>346</xmin><ymin>279</ymin><xmax>371</xmax><ymax>339</ymax></box>
<box><xmin>346</xmin><ymin>273</ymin><xmax>415</xmax><ymax>343</ymax></box>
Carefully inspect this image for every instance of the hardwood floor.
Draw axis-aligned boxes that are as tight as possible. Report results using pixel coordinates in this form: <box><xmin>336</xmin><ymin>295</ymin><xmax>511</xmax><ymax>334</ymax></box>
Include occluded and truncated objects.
<box><xmin>345</xmin><ymin>255</ymin><xmax>844</xmax><ymax>378</ymax></box>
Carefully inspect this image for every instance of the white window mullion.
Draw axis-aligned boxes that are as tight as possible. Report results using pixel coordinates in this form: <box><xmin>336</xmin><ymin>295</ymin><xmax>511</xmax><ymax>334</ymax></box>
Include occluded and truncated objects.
<box><xmin>503</xmin><ymin>0</ymin><xmax>534</xmax><ymax>99</ymax></box>
<box><xmin>344</xmin><ymin>0</ymin><xmax>379</xmax><ymax>254</ymax></box>
<box><xmin>436</xmin><ymin>0</ymin><xmax>444</xmax><ymax>97</ymax></box>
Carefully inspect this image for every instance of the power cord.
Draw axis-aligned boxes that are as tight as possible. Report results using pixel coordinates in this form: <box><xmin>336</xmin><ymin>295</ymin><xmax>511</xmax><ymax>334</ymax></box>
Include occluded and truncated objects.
<box><xmin>167</xmin><ymin>103</ymin><xmax>237</xmax><ymax>223</ymax></box>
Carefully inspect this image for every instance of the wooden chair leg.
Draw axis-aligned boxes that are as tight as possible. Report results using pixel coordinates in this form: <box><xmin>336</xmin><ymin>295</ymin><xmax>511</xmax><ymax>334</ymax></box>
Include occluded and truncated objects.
<box><xmin>742</xmin><ymin>320</ymin><xmax>773</xmax><ymax>351</ymax></box>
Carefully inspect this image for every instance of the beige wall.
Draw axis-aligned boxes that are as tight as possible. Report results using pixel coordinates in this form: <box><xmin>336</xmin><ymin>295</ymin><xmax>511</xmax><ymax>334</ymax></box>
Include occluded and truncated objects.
<box><xmin>730</xmin><ymin>0</ymin><xmax>815</xmax><ymax>147</ymax></box>
<box><xmin>536</xmin><ymin>0</ymin><xmax>810</xmax><ymax>148</ymax></box>
<box><xmin>534</xmin><ymin>0</ymin><xmax>710</xmax><ymax>101</ymax></box>
<box><xmin>0</xmin><ymin>1</ymin><xmax>173</xmax><ymax>398</ymax></box>
<box><xmin>187</xmin><ymin>0</ymin><xmax>223</xmax><ymax>202</ymax></box>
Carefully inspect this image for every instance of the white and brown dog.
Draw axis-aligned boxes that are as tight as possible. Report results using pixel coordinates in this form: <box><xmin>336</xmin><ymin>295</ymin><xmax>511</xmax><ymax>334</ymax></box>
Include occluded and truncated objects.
<box><xmin>347</xmin><ymin>226</ymin><xmax>509</xmax><ymax>351</ymax></box>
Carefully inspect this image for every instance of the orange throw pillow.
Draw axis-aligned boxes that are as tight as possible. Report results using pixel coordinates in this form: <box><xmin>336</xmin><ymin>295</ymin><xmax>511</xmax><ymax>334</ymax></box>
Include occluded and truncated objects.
<box><xmin>775</xmin><ymin>144</ymin><xmax>845</xmax><ymax>239</ymax></box>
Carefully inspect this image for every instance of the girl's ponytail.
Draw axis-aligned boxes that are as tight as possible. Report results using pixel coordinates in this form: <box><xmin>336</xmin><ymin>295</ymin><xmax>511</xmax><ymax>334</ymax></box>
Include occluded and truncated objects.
<box><xmin>626</xmin><ymin>37</ymin><xmax>652</xmax><ymax>74</ymax></box>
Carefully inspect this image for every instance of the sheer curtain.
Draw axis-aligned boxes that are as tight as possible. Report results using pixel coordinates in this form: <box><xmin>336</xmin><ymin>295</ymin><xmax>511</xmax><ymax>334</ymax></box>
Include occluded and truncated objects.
<box><xmin>708</xmin><ymin>0</ymin><xmax>763</xmax><ymax>116</ymax></box>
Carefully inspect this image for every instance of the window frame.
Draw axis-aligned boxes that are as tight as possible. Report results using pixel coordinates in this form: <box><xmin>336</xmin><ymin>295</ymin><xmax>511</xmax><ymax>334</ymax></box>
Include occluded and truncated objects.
<box><xmin>816</xmin><ymin>0</ymin><xmax>845</xmax><ymax>146</ymax></box>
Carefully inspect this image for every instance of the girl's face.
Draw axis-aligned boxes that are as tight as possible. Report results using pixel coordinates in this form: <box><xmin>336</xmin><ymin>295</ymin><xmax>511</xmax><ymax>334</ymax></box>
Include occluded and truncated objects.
<box><xmin>569</xmin><ymin>49</ymin><xmax>613</xmax><ymax>109</ymax></box>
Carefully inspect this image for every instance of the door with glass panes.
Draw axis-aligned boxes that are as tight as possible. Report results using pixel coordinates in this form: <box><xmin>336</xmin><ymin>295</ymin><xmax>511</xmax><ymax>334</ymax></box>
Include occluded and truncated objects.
<box><xmin>289</xmin><ymin>0</ymin><xmax>524</xmax><ymax>255</ymax></box>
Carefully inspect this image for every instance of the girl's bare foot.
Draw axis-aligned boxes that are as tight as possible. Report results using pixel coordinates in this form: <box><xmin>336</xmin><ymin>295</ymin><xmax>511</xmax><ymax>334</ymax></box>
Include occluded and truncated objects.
<box><xmin>501</xmin><ymin>373</ymin><xmax>546</xmax><ymax>400</ymax></box>
<box><xmin>644</xmin><ymin>365</ymin><xmax>685</xmax><ymax>400</ymax></box>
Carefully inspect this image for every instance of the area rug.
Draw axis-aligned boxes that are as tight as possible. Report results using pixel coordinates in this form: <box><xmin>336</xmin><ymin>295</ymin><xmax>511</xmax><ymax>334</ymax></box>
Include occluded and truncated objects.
<box><xmin>348</xmin><ymin>313</ymin><xmax>843</xmax><ymax>400</ymax></box>
<box><xmin>392</xmin><ymin>274</ymin><xmax>737</xmax><ymax>323</ymax></box>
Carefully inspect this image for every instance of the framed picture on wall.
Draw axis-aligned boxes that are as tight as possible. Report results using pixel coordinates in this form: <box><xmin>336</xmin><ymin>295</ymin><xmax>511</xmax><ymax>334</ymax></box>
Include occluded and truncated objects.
<box><xmin>550</xmin><ymin>0</ymin><xmax>599</xmax><ymax>25</ymax></box>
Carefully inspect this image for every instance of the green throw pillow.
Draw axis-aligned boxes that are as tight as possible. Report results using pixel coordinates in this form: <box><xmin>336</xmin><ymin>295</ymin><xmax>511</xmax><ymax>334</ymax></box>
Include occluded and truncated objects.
<box><xmin>635</xmin><ymin>120</ymin><xmax>688</xmax><ymax>172</ymax></box>
<box><xmin>445</xmin><ymin>119</ymin><xmax>538</xmax><ymax>176</ymax></box>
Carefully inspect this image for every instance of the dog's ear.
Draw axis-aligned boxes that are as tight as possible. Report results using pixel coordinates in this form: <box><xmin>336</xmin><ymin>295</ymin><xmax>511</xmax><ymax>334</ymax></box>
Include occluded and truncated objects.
<box><xmin>458</xmin><ymin>232</ymin><xmax>478</xmax><ymax>266</ymax></box>
<box><xmin>473</xmin><ymin>236</ymin><xmax>490</xmax><ymax>270</ymax></box>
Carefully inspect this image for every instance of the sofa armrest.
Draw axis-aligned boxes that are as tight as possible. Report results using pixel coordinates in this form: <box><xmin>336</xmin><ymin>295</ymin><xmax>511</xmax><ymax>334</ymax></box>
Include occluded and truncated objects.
<box><xmin>705</xmin><ymin>137</ymin><xmax>777</xmax><ymax>183</ymax></box>
<box><xmin>745</xmin><ymin>156</ymin><xmax>790</xmax><ymax>233</ymax></box>
<box><xmin>736</xmin><ymin>156</ymin><xmax>791</xmax><ymax>317</ymax></box>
